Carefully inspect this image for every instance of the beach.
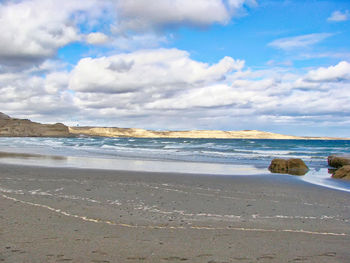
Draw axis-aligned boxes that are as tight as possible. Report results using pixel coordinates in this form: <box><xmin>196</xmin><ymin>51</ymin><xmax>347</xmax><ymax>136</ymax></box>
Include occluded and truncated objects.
<box><xmin>1</xmin><ymin>163</ymin><xmax>350</xmax><ymax>262</ymax></box>
<box><xmin>2</xmin><ymin>0</ymin><xmax>350</xmax><ymax>262</ymax></box>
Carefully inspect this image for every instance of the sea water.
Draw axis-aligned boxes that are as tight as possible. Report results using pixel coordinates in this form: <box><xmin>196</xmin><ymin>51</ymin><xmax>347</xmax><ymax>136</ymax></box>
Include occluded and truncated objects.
<box><xmin>0</xmin><ymin>137</ymin><xmax>350</xmax><ymax>191</ymax></box>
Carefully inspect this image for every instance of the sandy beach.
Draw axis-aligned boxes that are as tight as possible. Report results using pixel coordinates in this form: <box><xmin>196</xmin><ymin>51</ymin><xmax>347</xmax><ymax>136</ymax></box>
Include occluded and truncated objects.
<box><xmin>0</xmin><ymin>163</ymin><xmax>349</xmax><ymax>262</ymax></box>
<box><xmin>2</xmin><ymin>0</ymin><xmax>350</xmax><ymax>262</ymax></box>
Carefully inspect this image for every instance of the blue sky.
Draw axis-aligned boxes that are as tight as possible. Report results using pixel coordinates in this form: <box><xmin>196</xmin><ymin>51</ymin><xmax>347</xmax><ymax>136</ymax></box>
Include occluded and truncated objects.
<box><xmin>59</xmin><ymin>0</ymin><xmax>350</xmax><ymax>67</ymax></box>
<box><xmin>0</xmin><ymin>0</ymin><xmax>350</xmax><ymax>137</ymax></box>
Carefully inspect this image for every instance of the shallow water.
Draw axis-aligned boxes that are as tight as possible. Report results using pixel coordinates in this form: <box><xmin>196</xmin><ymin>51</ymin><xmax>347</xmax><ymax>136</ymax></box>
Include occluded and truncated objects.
<box><xmin>0</xmin><ymin>137</ymin><xmax>350</xmax><ymax>192</ymax></box>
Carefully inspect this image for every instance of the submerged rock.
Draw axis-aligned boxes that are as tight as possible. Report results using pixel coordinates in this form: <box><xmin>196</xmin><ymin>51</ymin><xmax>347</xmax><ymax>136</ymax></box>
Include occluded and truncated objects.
<box><xmin>328</xmin><ymin>155</ymin><xmax>350</xmax><ymax>168</ymax></box>
<box><xmin>332</xmin><ymin>165</ymin><xmax>350</xmax><ymax>180</ymax></box>
<box><xmin>269</xmin><ymin>158</ymin><xmax>309</xmax><ymax>176</ymax></box>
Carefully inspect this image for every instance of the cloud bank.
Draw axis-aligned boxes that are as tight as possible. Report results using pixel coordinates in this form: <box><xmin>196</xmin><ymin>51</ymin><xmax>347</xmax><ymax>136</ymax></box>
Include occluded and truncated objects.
<box><xmin>69</xmin><ymin>49</ymin><xmax>242</xmax><ymax>93</ymax></box>
<box><xmin>0</xmin><ymin>0</ymin><xmax>349</xmax><ymax>136</ymax></box>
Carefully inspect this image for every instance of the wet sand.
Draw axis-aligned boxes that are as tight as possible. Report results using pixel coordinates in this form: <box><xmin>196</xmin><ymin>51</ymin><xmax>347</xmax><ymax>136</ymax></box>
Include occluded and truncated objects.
<box><xmin>0</xmin><ymin>163</ymin><xmax>350</xmax><ymax>262</ymax></box>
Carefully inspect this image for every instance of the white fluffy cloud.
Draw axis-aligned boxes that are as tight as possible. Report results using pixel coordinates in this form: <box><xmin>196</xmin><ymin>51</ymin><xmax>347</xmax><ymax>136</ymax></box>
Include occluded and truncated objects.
<box><xmin>0</xmin><ymin>63</ymin><xmax>75</xmax><ymax>120</ymax></box>
<box><xmin>69</xmin><ymin>48</ymin><xmax>243</xmax><ymax>93</ymax></box>
<box><xmin>0</xmin><ymin>0</ymin><xmax>106</xmax><ymax>64</ymax></box>
<box><xmin>113</xmin><ymin>0</ymin><xmax>256</xmax><ymax>32</ymax></box>
<box><xmin>86</xmin><ymin>32</ymin><xmax>109</xmax><ymax>45</ymax></box>
<box><xmin>305</xmin><ymin>61</ymin><xmax>350</xmax><ymax>82</ymax></box>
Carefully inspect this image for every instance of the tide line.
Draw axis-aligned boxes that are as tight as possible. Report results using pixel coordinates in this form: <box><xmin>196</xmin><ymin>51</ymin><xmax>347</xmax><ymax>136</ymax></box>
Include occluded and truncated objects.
<box><xmin>1</xmin><ymin>193</ymin><xmax>348</xmax><ymax>237</ymax></box>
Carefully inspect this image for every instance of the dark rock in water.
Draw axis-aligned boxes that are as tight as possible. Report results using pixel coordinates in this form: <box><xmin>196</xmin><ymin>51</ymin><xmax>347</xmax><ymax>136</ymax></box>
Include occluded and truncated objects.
<box><xmin>328</xmin><ymin>155</ymin><xmax>350</xmax><ymax>168</ymax></box>
<box><xmin>328</xmin><ymin>168</ymin><xmax>337</xmax><ymax>175</ymax></box>
<box><xmin>269</xmin><ymin>158</ymin><xmax>309</xmax><ymax>176</ymax></box>
<box><xmin>332</xmin><ymin>165</ymin><xmax>350</xmax><ymax>180</ymax></box>
<box><xmin>328</xmin><ymin>155</ymin><xmax>350</xmax><ymax>180</ymax></box>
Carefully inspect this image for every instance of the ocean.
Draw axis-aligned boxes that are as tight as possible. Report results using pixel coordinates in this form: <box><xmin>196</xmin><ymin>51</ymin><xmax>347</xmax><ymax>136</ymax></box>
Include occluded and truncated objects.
<box><xmin>0</xmin><ymin>137</ymin><xmax>350</xmax><ymax>192</ymax></box>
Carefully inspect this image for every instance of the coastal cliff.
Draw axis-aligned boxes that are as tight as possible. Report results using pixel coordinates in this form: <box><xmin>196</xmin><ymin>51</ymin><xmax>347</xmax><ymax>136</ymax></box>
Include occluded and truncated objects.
<box><xmin>0</xmin><ymin>113</ymin><xmax>70</xmax><ymax>137</ymax></box>
<box><xmin>0</xmin><ymin>112</ymin><xmax>347</xmax><ymax>139</ymax></box>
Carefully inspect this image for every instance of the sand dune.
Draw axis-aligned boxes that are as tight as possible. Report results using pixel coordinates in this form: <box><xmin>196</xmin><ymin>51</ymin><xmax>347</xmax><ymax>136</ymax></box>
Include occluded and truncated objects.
<box><xmin>69</xmin><ymin>126</ymin><xmax>346</xmax><ymax>140</ymax></box>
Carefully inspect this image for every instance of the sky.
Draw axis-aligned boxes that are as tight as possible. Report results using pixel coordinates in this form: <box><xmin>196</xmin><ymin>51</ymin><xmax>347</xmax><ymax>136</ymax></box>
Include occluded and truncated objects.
<box><xmin>0</xmin><ymin>0</ymin><xmax>350</xmax><ymax>137</ymax></box>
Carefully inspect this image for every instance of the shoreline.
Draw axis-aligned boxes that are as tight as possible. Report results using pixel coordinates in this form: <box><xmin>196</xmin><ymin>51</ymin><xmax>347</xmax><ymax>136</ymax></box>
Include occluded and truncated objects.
<box><xmin>1</xmin><ymin>149</ymin><xmax>350</xmax><ymax>194</ymax></box>
<box><xmin>2</xmin><ymin>133</ymin><xmax>350</xmax><ymax>140</ymax></box>
<box><xmin>2</xmin><ymin>134</ymin><xmax>349</xmax><ymax>140</ymax></box>
<box><xmin>0</xmin><ymin>163</ymin><xmax>350</xmax><ymax>262</ymax></box>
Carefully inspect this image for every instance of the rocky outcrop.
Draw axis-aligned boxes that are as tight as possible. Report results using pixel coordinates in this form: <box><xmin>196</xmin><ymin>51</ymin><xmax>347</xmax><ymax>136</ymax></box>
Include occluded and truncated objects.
<box><xmin>328</xmin><ymin>155</ymin><xmax>350</xmax><ymax>180</ymax></box>
<box><xmin>0</xmin><ymin>112</ymin><xmax>10</xmax><ymax>119</ymax></box>
<box><xmin>0</xmin><ymin>113</ymin><xmax>70</xmax><ymax>137</ymax></box>
<box><xmin>332</xmin><ymin>165</ymin><xmax>350</xmax><ymax>180</ymax></box>
<box><xmin>328</xmin><ymin>155</ymin><xmax>350</xmax><ymax>168</ymax></box>
<box><xmin>268</xmin><ymin>158</ymin><xmax>309</xmax><ymax>176</ymax></box>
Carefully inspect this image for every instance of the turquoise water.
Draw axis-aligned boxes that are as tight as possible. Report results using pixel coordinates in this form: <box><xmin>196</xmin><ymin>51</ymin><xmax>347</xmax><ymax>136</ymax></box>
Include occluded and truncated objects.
<box><xmin>0</xmin><ymin>137</ymin><xmax>350</xmax><ymax>191</ymax></box>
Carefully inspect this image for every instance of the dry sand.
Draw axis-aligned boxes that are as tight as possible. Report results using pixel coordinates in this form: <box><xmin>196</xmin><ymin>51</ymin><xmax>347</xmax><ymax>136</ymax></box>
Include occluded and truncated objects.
<box><xmin>0</xmin><ymin>163</ymin><xmax>350</xmax><ymax>262</ymax></box>
<box><xmin>68</xmin><ymin>127</ymin><xmax>304</xmax><ymax>139</ymax></box>
<box><xmin>69</xmin><ymin>127</ymin><xmax>349</xmax><ymax>140</ymax></box>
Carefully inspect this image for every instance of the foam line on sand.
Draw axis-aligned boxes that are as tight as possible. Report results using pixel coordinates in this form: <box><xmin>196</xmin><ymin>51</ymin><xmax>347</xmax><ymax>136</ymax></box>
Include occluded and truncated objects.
<box><xmin>1</xmin><ymin>193</ymin><xmax>347</xmax><ymax>237</ymax></box>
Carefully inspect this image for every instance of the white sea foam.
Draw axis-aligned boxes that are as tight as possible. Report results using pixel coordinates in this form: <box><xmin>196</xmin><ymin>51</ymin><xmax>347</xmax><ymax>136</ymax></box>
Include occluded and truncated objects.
<box><xmin>1</xmin><ymin>193</ymin><xmax>347</xmax><ymax>236</ymax></box>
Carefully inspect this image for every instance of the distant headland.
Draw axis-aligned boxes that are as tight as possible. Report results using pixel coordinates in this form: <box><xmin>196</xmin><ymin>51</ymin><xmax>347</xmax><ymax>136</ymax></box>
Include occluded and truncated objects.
<box><xmin>0</xmin><ymin>112</ymin><xmax>348</xmax><ymax>140</ymax></box>
<box><xmin>0</xmin><ymin>112</ymin><xmax>70</xmax><ymax>137</ymax></box>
